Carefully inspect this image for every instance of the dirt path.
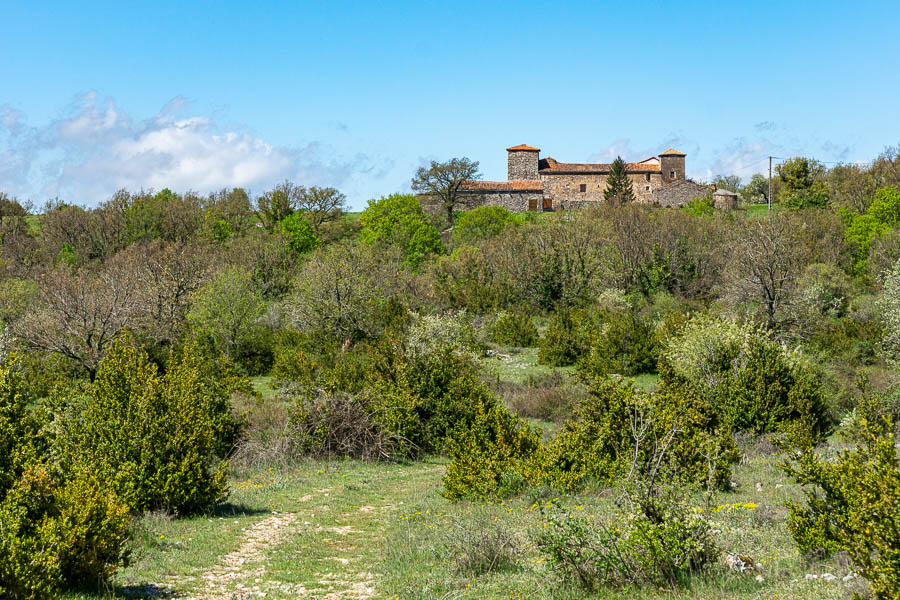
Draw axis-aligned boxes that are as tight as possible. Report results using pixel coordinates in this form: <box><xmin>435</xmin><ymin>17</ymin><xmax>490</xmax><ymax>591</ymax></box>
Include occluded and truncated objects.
<box><xmin>173</xmin><ymin>511</ymin><xmax>297</xmax><ymax>600</ymax></box>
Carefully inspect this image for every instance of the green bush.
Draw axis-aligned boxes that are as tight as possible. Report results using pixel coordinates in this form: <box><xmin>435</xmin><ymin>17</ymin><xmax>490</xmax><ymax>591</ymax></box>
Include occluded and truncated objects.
<box><xmin>537</xmin><ymin>309</ymin><xmax>590</xmax><ymax>367</ymax></box>
<box><xmin>781</xmin><ymin>392</ymin><xmax>900</xmax><ymax>598</ymax></box>
<box><xmin>576</xmin><ymin>309</ymin><xmax>658</xmax><ymax>377</ymax></box>
<box><xmin>664</xmin><ymin>314</ymin><xmax>832</xmax><ymax>437</ymax></box>
<box><xmin>271</xmin><ymin>346</ymin><xmax>317</xmax><ymax>387</ymax></box>
<box><xmin>359</xmin><ymin>194</ymin><xmax>444</xmax><ymax>269</ymax></box>
<box><xmin>452</xmin><ymin>205</ymin><xmax>517</xmax><ymax>245</ymax></box>
<box><xmin>54</xmin><ymin>340</ymin><xmax>240</xmax><ymax>514</ymax></box>
<box><xmin>529</xmin><ymin>376</ymin><xmax>737</xmax><ymax>492</ymax></box>
<box><xmin>442</xmin><ymin>403</ymin><xmax>542</xmax><ymax>500</ymax></box>
<box><xmin>406</xmin><ymin>310</ymin><xmax>484</xmax><ymax>357</ymax></box>
<box><xmin>489</xmin><ymin>311</ymin><xmax>538</xmax><ymax>347</ymax></box>
<box><xmin>278</xmin><ymin>212</ymin><xmax>319</xmax><ymax>254</ymax></box>
<box><xmin>535</xmin><ymin>498</ymin><xmax>717</xmax><ymax>590</ymax></box>
<box><xmin>683</xmin><ymin>193</ymin><xmax>715</xmax><ymax>217</ymax></box>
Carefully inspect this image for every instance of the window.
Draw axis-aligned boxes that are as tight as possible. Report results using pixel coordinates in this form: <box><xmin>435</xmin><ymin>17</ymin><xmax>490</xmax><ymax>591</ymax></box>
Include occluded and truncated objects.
<box><xmin>670</xmin><ymin>169</ymin><xmax>676</xmax><ymax>179</ymax></box>
<box><xmin>645</xmin><ymin>185</ymin><xmax>650</xmax><ymax>191</ymax></box>
<box><xmin>645</xmin><ymin>173</ymin><xmax>651</xmax><ymax>182</ymax></box>
<box><xmin>579</xmin><ymin>183</ymin><xmax>586</xmax><ymax>193</ymax></box>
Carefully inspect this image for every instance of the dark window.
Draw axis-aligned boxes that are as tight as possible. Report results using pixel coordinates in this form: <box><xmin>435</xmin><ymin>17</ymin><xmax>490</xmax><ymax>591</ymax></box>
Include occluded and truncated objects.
<box><xmin>670</xmin><ymin>169</ymin><xmax>676</xmax><ymax>179</ymax></box>
<box><xmin>579</xmin><ymin>183</ymin><xmax>586</xmax><ymax>193</ymax></box>
<box><xmin>645</xmin><ymin>173</ymin><xmax>651</xmax><ymax>182</ymax></box>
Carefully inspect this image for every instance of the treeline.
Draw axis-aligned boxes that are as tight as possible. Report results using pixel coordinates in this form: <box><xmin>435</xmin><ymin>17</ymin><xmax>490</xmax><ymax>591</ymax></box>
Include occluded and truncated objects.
<box><xmin>0</xmin><ymin>144</ymin><xmax>899</xmax><ymax>597</ymax></box>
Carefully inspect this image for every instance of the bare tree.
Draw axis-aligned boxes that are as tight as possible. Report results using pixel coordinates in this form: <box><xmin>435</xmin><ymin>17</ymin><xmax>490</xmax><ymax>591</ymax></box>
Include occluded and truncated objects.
<box><xmin>289</xmin><ymin>243</ymin><xmax>393</xmax><ymax>344</ymax></box>
<box><xmin>297</xmin><ymin>186</ymin><xmax>346</xmax><ymax>236</ymax></box>
<box><xmin>411</xmin><ymin>158</ymin><xmax>480</xmax><ymax>226</ymax></box>
<box><xmin>13</xmin><ymin>257</ymin><xmax>141</xmax><ymax>379</ymax></box>
<box><xmin>723</xmin><ymin>214</ymin><xmax>807</xmax><ymax>330</ymax></box>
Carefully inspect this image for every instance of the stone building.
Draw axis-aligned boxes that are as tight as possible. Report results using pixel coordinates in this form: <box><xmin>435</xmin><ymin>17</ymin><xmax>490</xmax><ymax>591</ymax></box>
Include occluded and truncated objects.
<box><xmin>451</xmin><ymin>144</ymin><xmax>690</xmax><ymax>212</ymax></box>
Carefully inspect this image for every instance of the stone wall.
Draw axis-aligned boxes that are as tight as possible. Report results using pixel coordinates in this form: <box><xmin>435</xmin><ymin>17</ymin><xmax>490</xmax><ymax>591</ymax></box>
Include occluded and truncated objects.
<box><xmin>419</xmin><ymin>191</ymin><xmax>543</xmax><ymax>215</ymax></box>
<box><xmin>651</xmin><ymin>181</ymin><xmax>711</xmax><ymax>208</ymax></box>
<box><xmin>508</xmin><ymin>151</ymin><xmax>540</xmax><ymax>180</ymax></box>
<box><xmin>541</xmin><ymin>172</ymin><xmax>663</xmax><ymax>207</ymax></box>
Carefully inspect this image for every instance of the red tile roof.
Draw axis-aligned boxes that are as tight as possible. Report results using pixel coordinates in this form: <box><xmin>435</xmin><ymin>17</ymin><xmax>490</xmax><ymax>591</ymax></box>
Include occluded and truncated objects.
<box><xmin>506</xmin><ymin>144</ymin><xmax>541</xmax><ymax>152</ymax></box>
<box><xmin>460</xmin><ymin>179</ymin><xmax>544</xmax><ymax>191</ymax></box>
<box><xmin>539</xmin><ymin>161</ymin><xmax>661</xmax><ymax>174</ymax></box>
<box><xmin>659</xmin><ymin>148</ymin><xmax>686</xmax><ymax>156</ymax></box>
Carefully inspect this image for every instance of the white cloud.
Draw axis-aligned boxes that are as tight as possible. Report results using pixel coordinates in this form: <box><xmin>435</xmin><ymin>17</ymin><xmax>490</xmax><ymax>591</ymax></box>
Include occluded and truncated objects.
<box><xmin>1</xmin><ymin>92</ymin><xmax>387</xmax><ymax>205</ymax></box>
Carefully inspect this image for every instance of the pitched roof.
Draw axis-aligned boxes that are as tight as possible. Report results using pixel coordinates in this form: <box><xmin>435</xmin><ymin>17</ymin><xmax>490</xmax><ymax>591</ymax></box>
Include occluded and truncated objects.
<box><xmin>460</xmin><ymin>179</ymin><xmax>543</xmax><ymax>191</ymax></box>
<box><xmin>539</xmin><ymin>161</ymin><xmax>661</xmax><ymax>174</ymax></box>
<box><xmin>659</xmin><ymin>148</ymin><xmax>686</xmax><ymax>156</ymax></box>
<box><xmin>506</xmin><ymin>144</ymin><xmax>541</xmax><ymax>152</ymax></box>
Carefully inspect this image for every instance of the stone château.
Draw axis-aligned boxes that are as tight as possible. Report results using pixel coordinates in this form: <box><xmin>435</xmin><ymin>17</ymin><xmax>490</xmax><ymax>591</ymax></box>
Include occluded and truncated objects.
<box><xmin>448</xmin><ymin>144</ymin><xmax>713</xmax><ymax>212</ymax></box>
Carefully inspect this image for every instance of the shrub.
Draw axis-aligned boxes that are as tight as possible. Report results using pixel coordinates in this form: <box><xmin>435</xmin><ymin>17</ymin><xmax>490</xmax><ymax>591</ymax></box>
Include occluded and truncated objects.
<box><xmin>452</xmin><ymin>205</ymin><xmax>517</xmax><ymax>245</ymax></box>
<box><xmin>271</xmin><ymin>346</ymin><xmax>317</xmax><ymax>387</ymax></box>
<box><xmin>54</xmin><ymin>340</ymin><xmax>240</xmax><ymax>514</ymax></box>
<box><xmin>529</xmin><ymin>376</ymin><xmax>737</xmax><ymax>492</ymax></box>
<box><xmin>0</xmin><ymin>466</ymin><xmax>131</xmax><ymax>599</ymax></box>
<box><xmin>406</xmin><ymin>310</ymin><xmax>484</xmax><ymax>357</ymax></box>
<box><xmin>535</xmin><ymin>498</ymin><xmax>717</xmax><ymax>590</ymax></box>
<box><xmin>684</xmin><ymin>193</ymin><xmax>715</xmax><ymax>217</ymax></box>
<box><xmin>576</xmin><ymin>309</ymin><xmax>658</xmax><ymax>378</ymax></box>
<box><xmin>664</xmin><ymin>314</ymin><xmax>832</xmax><ymax>437</ymax></box>
<box><xmin>291</xmin><ymin>390</ymin><xmax>408</xmax><ymax>461</ymax></box>
<box><xmin>442</xmin><ymin>403</ymin><xmax>542</xmax><ymax>500</ymax></box>
<box><xmin>442</xmin><ymin>515</ymin><xmax>522</xmax><ymax>575</ymax></box>
<box><xmin>537</xmin><ymin>309</ymin><xmax>590</xmax><ymax>367</ymax></box>
<box><xmin>781</xmin><ymin>392</ymin><xmax>900</xmax><ymax>598</ymax></box>
<box><xmin>489</xmin><ymin>311</ymin><xmax>538</xmax><ymax>347</ymax></box>
<box><xmin>879</xmin><ymin>258</ymin><xmax>900</xmax><ymax>364</ymax></box>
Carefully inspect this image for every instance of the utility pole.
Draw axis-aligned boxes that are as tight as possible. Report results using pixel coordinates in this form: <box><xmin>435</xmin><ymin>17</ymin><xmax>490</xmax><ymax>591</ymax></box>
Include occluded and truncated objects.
<box><xmin>768</xmin><ymin>156</ymin><xmax>773</xmax><ymax>211</ymax></box>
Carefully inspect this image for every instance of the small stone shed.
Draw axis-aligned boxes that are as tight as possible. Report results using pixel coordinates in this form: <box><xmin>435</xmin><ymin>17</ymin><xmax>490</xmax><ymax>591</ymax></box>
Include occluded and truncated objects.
<box><xmin>713</xmin><ymin>188</ymin><xmax>739</xmax><ymax>210</ymax></box>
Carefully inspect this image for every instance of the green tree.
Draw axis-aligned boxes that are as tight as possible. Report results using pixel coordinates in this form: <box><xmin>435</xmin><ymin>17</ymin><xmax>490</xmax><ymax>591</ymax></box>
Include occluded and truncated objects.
<box><xmin>296</xmin><ymin>186</ymin><xmax>346</xmax><ymax>236</ymax></box>
<box><xmin>452</xmin><ymin>205</ymin><xmax>518</xmax><ymax>245</ymax></box>
<box><xmin>359</xmin><ymin>194</ymin><xmax>444</xmax><ymax>268</ymax></box>
<box><xmin>188</xmin><ymin>267</ymin><xmax>265</xmax><ymax>359</ymax></box>
<box><xmin>256</xmin><ymin>180</ymin><xmax>300</xmax><ymax>231</ymax></box>
<box><xmin>603</xmin><ymin>156</ymin><xmax>635</xmax><ymax>205</ymax></box>
<box><xmin>279</xmin><ymin>212</ymin><xmax>320</xmax><ymax>254</ymax></box>
<box><xmin>714</xmin><ymin>175</ymin><xmax>741</xmax><ymax>193</ymax></box>
<box><xmin>740</xmin><ymin>172</ymin><xmax>771</xmax><ymax>205</ymax></box>
<box><xmin>777</xmin><ymin>157</ymin><xmax>829</xmax><ymax>209</ymax></box>
<box><xmin>411</xmin><ymin>157</ymin><xmax>481</xmax><ymax>226</ymax></box>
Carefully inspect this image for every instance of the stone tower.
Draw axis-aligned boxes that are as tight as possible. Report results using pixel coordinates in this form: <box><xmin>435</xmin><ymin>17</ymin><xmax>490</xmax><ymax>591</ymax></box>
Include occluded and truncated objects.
<box><xmin>507</xmin><ymin>144</ymin><xmax>540</xmax><ymax>180</ymax></box>
<box><xmin>658</xmin><ymin>148</ymin><xmax>686</xmax><ymax>184</ymax></box>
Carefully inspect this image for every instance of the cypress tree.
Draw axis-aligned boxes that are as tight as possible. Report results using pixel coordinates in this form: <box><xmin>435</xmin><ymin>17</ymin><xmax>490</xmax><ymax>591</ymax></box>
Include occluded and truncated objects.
<box><xmin>603</xmin><ymin>156</ymin><xmax>636</xmax><ymax>205</ymax></box>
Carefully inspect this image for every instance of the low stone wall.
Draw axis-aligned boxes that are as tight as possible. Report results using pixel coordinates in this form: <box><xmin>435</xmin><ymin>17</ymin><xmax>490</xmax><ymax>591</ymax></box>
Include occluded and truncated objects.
<box><xmin>418</xmin><ymin>191</ymin><xmax>543</xmax><ymax>214</ymax></box>
<box><xmin>652</xmin><ymin>181</ymin><xmax>712</xmax><ymax>208</ymax></box>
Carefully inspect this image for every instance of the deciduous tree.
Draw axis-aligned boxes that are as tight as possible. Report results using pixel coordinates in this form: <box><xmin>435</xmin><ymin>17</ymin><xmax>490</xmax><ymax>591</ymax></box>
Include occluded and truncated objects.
<box><xmin>411</xmin><ymin>157</ymin><xmax>481</xmax><ymax>226</ymax></box>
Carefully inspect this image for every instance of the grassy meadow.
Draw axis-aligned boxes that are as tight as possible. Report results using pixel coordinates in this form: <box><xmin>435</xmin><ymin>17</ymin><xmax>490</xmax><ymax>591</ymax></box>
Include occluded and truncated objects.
<box><xmin>60</xmin><ymin>351</ymin><xmax>863</xmax><ymax>600</ymax></box>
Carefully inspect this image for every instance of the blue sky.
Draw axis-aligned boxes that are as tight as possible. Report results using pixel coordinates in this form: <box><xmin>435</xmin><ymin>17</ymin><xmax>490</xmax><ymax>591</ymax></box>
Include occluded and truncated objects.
<box><xmin>2</xmin><ymin>0</ymin><xmax>899</xmax><ymax>209</ymax></box>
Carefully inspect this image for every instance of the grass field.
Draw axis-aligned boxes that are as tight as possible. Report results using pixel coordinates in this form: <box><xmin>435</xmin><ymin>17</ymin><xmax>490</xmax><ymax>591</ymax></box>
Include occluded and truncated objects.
<box><xmin>60</xmin><ymin>350</ymin><xmax>866</xmax><ymax>599</ymax></box>
<box><xmin>60</xmin><ymin>446</ymin><xmax>862</xmax><ymax>599</ymax></box>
